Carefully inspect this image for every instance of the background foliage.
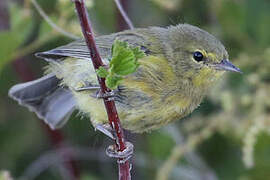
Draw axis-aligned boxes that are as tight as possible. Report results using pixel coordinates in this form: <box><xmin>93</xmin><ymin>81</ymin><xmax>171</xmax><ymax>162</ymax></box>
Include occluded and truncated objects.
<box><xmin>0</xmin><ymin>0</ymin><xmax>270</xmax><ymax>179</ymax></box>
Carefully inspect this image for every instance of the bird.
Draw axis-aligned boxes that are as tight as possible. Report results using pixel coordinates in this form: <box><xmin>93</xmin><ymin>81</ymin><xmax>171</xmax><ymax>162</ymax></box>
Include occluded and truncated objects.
<box><xmin>9</xmin><ymin>24</ymin><xmax>241</xmax><ymax>134</ymax></box>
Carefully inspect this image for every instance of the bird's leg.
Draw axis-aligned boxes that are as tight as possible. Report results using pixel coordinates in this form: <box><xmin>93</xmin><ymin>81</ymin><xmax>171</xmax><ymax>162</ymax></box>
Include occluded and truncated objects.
<box><xmin>74</xmin><ymin>81</ymin><xmax>100</xmax><ymax>92</ymax></box>
<box><xmin>106</xmin><ymin>142</ymin><xmax>134</xmax><ymax>164</ymax></box>
<box><xmin>74</xmin><ymin>83</ymin><xmax>115</xmax><ymax>100</ymax></box>
<box><xmin>76</xmin><ymin>79</ymin><xmax>132</xmax><ymax>162</ymax></box>
<box><xmin>75</xmin><ymin>86</ymin><xmax>100</xmax><ymax>92</ymax></box>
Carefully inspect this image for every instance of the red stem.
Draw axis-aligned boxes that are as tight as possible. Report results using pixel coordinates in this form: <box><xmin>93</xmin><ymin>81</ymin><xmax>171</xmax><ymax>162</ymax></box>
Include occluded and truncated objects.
<box><xmin>74</xmin><ymin>1</ymin><xmax>131</xmax><ymax>180</ymax></box>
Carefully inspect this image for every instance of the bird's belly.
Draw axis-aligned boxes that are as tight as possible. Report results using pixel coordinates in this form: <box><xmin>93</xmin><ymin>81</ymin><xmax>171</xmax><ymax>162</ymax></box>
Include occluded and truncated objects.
<box><xmin>73</xmin><ymin>86</ymin><xmax>201</xmax><ymax>133</ymax></box>
<box><xmin>116</xmin><ymin>95</ymin><xmax>195</xmax><ymax>133</ymax></box>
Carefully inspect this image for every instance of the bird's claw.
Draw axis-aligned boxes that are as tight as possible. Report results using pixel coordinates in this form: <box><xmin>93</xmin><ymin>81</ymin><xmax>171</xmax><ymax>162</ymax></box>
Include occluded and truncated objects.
<box><xmin>95</xmin><ymin>124</ymin><xmax>115</xmax><ymax>140</ymax></box>
<box><xmin>106</xmin><ymin>142</ymin><xmax>134</xmax><ymax>164</ymax></box>
<box><xmin>92</xmin><ymin>90</ymin><xmax>115</xmax><ymax>101</ymax></box>
<box><xmin>74</xmin><ymin>86</ymin><xmax>100</xmax><ymax>92</ymax></box>
<box><xmin>74</xmin><ymin>81</ymin><xmax>99</xmax><ymax>92</ymax></box>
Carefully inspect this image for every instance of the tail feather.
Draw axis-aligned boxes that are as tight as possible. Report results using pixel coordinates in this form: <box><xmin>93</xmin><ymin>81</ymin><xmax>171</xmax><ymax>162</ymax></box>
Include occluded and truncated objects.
<box><xmin>9</xmin><ymin>74</ymin><xmax>76</xmax><ymax>129</ymax></box>
<box><xmin>36</xmin><ymin>88</ymin><xmax>76</xmax><ymax>129</ymax></box>
<box><xmin>9</xmin><ymin>74</ymin><xmax>60</xmax><ymax>103</ymax></box>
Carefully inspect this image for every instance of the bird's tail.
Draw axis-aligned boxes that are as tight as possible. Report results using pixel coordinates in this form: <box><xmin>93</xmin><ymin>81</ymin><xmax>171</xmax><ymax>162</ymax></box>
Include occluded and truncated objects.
<box><xmin>8</xmin><ymin>74</ymin><xmax>76</xmax><ymax>129</ymax></box>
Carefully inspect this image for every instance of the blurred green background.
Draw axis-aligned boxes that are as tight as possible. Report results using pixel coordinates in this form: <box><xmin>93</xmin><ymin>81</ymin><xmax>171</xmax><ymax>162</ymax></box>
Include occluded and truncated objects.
<box><xmin>0</xmin><ymin>0</ymin><xmax>270</xmax><ymax>179</ymax></box>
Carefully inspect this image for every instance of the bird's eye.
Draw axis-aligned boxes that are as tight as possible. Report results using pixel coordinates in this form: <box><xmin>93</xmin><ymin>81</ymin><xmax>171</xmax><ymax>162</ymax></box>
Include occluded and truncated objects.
<box><xmin>193</xmin><ymin>51</ymin><xmax>204</xmax><ymax>62</ymax></box>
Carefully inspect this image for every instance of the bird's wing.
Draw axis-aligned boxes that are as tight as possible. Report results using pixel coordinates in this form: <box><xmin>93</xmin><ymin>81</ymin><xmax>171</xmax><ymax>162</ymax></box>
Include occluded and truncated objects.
<box><xmin>35</xmin><ymin>28</ymin><xmax>156</xmax><ymax>62</ymax></box>
<box><xmin>35</xmin><ymin>35</ymin><xmax>113</xmax><ymax>61</ymax></box>
<box><xmin>35</xmin><ymin>29</ymin><xmax>162</xmax><ymax>95</ymax></box>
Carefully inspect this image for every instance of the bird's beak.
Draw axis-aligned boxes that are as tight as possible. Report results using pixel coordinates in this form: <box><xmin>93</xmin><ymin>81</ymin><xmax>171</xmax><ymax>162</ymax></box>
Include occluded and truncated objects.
<box><xmin>214</xmin><ymin>59</ymin><xmax>242</xmax><ymax>73</ymax></box>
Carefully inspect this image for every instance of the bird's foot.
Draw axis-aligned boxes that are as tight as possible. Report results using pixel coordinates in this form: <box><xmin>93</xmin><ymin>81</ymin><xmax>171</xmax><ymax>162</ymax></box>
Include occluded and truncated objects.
<box><xmin>74</xmin><ymin>82</ymin><xmax>100</xmax><ymax>92</ymax></box>
<box><xmin>106</xmin><ymin>142</ymin><xmax>134</xmax><ymax>164</ymax></box>
<box><xmin>92</xmin><ymin>89</ymin><xmax>115</xmax><ymax>101</ymax></box>
<box><xmin>96</xmin><ymin>124</ymin><xmax>134</xmax><ymax>163</ymax></box>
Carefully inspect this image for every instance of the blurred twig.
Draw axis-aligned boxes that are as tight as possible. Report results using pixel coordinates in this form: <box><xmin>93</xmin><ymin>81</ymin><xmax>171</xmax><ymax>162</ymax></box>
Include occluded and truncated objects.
<box><xmin>157</xmin><ymin>119</ymin><xmax>219</xmax><ymax>180</ymax></box>
<box><xmin>19</xmin><ymin>146</ymin><xmax>110</xmax><ymax>180</ymax></box>
<box><xmin>31</xmin><ymin>0</ymin><xmax>78</xmax><ymax>39</ymax></box>
<box><xmin>114</xmin><ymin>0</ymin><xmax>134</xmax><ymax>29</ymax></box>
<box><xmin>19</xmin><ymin>145</ymin><xmax>217</xmax><ymax>180</ymax></box>
<box><xmin>163</xmin><ymin>125</ymin><xmax>218</xmax><ymax>180</ymax></box>
<box><xmin>12</xmin><ymin>32</ymin><xmax>57</xmax><ymax>60</ymax></box>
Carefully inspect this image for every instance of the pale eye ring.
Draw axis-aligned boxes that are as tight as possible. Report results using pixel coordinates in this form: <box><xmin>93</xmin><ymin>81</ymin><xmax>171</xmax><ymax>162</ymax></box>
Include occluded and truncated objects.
<box><xmin>193</xmin><ymin>51</ymin><xmax>204</xmax><ymax>62</ymax></box>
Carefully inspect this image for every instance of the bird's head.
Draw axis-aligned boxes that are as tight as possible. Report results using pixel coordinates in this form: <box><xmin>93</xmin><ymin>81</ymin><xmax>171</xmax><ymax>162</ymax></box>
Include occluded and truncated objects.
<box><xmin>165</xmin><ymin>24</ymin><xmax>241</xmax><ymax>88</ymax></box>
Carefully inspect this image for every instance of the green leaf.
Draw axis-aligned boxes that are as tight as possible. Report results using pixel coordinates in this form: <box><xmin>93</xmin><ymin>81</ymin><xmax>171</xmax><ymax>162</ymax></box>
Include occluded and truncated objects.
<box><xmin>105</xmin><ymin>75</ymin><xmax>123</xmax><ymax>89</ymax></box>
<box><xmin>96</xmin><ymin>66</ymin><xmax>109</xmax><ymax>78</ymax></box>
<box><xmin>97</xmin><ymin>40</ymin><xmax>145</xmax><ymax>89</ymax></box>
<box><xmin>110</xmin><ymin>40</ymin><xmax>141</xmax><ymax>76</ymax></box>
<box><xmin>111</xmin><ymin>40</ymin><xmax>128</xmax><ymax>55</ymax></box>
<box><xmin>132</xmin><ymin>46</ymin><xmax>145</xmax><ymax>60</ymax></box>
